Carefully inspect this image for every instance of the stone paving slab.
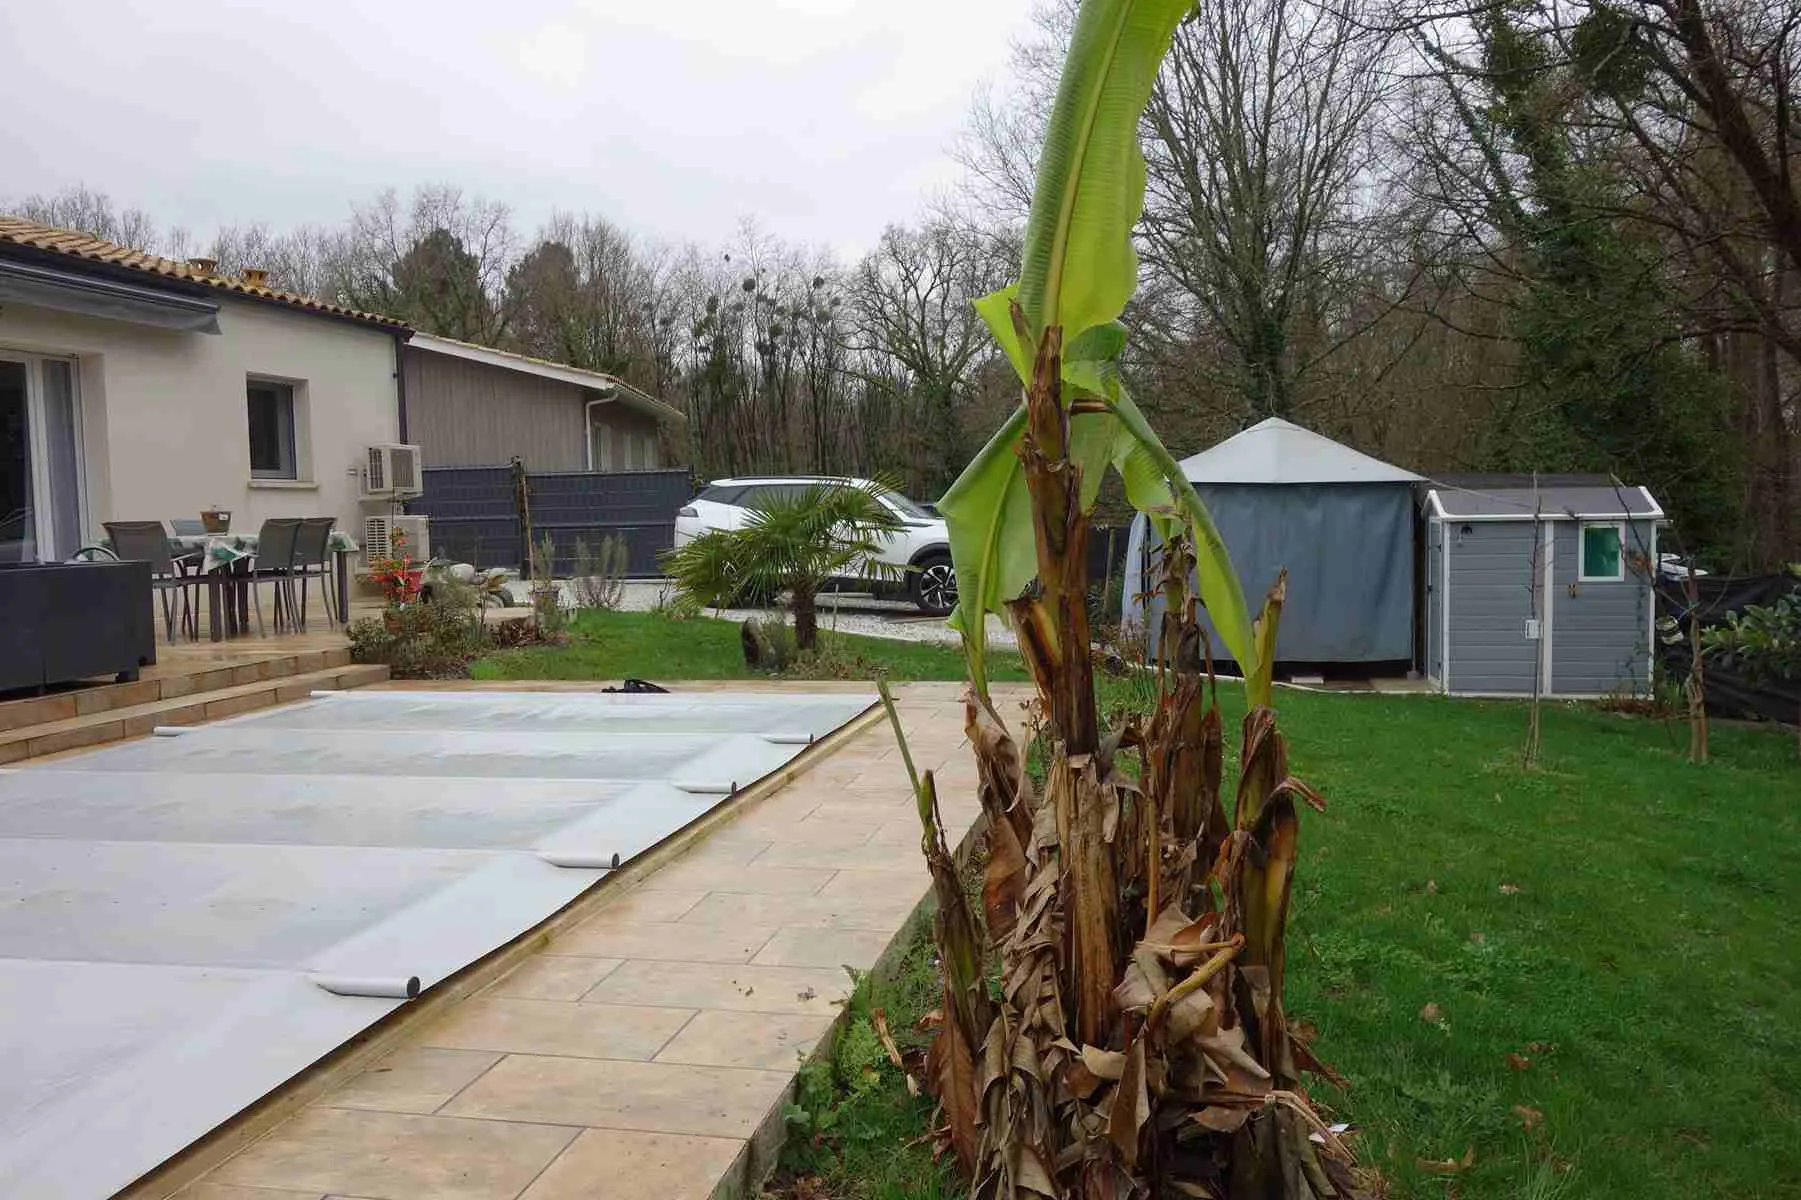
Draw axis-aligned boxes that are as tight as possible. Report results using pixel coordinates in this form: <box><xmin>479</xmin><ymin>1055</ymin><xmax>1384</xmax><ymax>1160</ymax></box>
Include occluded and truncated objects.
<box><xmin>174</xmin><ymin>681</ymin><xmax>1027</xmax><ymax>1200</ymax></box>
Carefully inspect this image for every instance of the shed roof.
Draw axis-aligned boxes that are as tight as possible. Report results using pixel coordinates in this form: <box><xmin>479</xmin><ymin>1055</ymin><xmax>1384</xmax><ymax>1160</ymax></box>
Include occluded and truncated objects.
<box><xmin>0</xmin><ymin>215</ymin><xmax>408</xmax><ymax>331</ymax></box>
<box><xmin>1427</xmin><ymin>483</ymin><xmax>1662</xmax><ymax>520</ymax></box>
<box><xmin>1177</xmin><ymin>417</ymin><xmax>1422</xmax><ymax>485</ymax></box>
<box><xmin>407</xmin><ymin>332</ymin><xmax>685</xmax><ymax>424</ymax></box>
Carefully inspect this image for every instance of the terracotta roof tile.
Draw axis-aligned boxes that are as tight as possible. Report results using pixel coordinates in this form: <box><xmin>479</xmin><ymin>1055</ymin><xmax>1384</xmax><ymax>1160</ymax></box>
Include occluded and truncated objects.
<box><xmin>0</xmin><ymin>214</ymin><xmax>408</xmax><ymax>331</ymax></box>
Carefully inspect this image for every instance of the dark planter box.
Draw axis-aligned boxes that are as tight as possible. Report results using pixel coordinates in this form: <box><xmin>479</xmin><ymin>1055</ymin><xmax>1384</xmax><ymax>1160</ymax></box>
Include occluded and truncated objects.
<box><xmin>0</xmin><ymin>561</ymin><xmax>155</xmax><ymax>692</ymax></box>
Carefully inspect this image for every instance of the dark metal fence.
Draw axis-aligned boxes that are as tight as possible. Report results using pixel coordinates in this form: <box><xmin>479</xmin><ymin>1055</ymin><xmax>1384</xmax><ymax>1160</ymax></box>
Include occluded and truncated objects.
<box><xmin>409</xmin><ymin>467</ymin><xmax>692</xmax><ymax>577</ymax></box>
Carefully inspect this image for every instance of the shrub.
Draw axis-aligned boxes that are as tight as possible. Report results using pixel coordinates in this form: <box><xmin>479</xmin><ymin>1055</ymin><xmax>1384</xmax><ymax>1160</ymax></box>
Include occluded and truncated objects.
<box><xmin>348</xmin><ymin>602</ymin><xmax>485</xmax><ymax>678</ymax></box>
<box><xmin>349</xmin><ymin>565</ymin><xmax>487</xmax><ymax>678</ymax></box>
<box><xmin>367</xmin><ymin>526</ymin><xmax>423</xmax><ymax>606</ymax></box>
<box><xmin>572</xmin><ymin>535</ymin><xmax>629</xmax><ymax>611</ymax></box>
<box><xmin>485</xmin><ymin>615</ymin><xmax>540</xmax><ymax>649</ymax></box>
<box><xmin>740</xmin><ymin>617</ymin><xmax>799</xmax><ymax>672</ymax></box>
<box><xmin>1702</xmin><ymin>593</ymin><xmax>1801</xmax><ymax>684</ymax></box>
<box><xmin>530</xmin><ymin>532</ymin><xmax>570</xmax><ymax>639</ymax></box>
<box><xmin>1702</xmin><ymin>593</ymin><xmax>1801</xmax><ymax>751</ymax></box>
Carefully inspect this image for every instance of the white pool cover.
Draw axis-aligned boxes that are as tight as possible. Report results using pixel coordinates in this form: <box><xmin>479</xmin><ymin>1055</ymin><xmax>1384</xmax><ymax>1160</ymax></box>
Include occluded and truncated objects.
<box><xmin>0</xmin><ymin>688</ymin><xmax>873</xmax><ymax>1199</ymax></box>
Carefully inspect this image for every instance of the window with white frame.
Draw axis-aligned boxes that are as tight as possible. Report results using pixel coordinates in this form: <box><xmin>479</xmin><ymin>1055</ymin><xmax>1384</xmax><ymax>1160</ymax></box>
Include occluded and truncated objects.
<box><xmin>1579</xmin><ymin>521</ymin><xmax>1624</xmax><ymax>581</ymax></box>
<box><xmin>246</xmin><ymin>379</ymin><xmax>298</xmax><ymax>479</ymax></box>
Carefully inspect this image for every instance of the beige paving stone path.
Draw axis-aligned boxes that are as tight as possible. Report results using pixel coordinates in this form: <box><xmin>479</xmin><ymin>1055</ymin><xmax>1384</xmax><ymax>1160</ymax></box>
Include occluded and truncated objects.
<box><xmin>172</xmin><ymin>680</ymin><xmax>1031</xmax><ymax>1200</ymax></box>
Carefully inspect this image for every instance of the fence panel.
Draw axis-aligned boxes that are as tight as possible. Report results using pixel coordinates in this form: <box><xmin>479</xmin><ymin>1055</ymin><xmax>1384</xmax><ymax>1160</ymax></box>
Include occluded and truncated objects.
<box><xmin>409</xmin><ymin>467</ymin><xmax>691</xmax><ymax>578</ymax></box>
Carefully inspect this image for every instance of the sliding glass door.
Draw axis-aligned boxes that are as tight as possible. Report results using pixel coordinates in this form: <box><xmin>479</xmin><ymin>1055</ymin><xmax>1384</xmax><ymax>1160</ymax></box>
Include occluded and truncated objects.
<box><xmin>0</xmin><ymin>354</ymin><xmax>83</xmax><ymax>563</ymax></box>
<box><xmin>0</xmin><ymin>362</ymin><xmax>31</xmax><ymax>562</ymax></box>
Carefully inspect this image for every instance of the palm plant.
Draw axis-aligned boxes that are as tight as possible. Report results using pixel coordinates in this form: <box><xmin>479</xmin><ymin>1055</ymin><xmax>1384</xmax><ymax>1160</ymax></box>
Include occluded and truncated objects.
<box><xmin>661</xmin><ymin>479</ymin><xmax>904</xmax><ymax>650</ymax></box>
<box><xmin>904</xmin><ymin>1</ymin><xmax>1359</xmax><ymax>1194</ymax></box>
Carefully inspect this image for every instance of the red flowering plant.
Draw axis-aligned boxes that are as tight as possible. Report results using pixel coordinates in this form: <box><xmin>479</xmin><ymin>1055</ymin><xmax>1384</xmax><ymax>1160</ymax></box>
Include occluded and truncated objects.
<box><xmin>368</xmin><ymin>527</ymin><xmax>424</xmax><ymax>607</ymax></box>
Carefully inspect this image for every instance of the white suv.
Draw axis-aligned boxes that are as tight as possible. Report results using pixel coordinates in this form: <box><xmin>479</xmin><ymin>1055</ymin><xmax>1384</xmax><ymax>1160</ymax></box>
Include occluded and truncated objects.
<box><xmin>674</xmin><ymin>476</ymin><xmax>958</xmax><ymax>616</ymax></box>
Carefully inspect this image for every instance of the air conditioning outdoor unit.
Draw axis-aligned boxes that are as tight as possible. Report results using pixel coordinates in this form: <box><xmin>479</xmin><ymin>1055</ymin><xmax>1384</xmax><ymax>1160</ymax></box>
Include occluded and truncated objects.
<box><xmin>364</xmin><ymin>515</ymin><xmax>430</xmax><ymax>564</ymax></box>
<box><xmin>362</xmin><ymin>444</ymin><xmax>423</xmax><ymax>500</ymax></box>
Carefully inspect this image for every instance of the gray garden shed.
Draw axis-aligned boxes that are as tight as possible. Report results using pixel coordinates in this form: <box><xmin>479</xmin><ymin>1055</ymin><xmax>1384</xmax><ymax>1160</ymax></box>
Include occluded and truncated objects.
<box><xmin>1425</xmin><ymin>478</ymin><xmax>1662</xmax><ymax>697</ymax></box>
<box><xmin>1122</xmin><ymin>418</ymin><xmax>1423</xmax><ymax>666</ymax></box>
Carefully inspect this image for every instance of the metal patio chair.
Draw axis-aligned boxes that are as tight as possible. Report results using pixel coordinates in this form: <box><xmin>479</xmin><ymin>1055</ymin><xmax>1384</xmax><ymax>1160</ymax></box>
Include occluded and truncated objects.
<box><xmin>165</xmin><ymin>519</ymin><xmax>210</xmax><ymax>571</ymax></box>
<box><xmin>290</xmin><ymin>517</ymin><xmax>340</xmax><ymax>629</ymax></box>
<box><xmin>102</xmin><ymin>520</ymin><xmax>200</xmax><ymax>641</ymax></box>
<box><xmin>248</xmin><ymin>518</ymin><xmax>302</xmax><ymax>636</ymax></box>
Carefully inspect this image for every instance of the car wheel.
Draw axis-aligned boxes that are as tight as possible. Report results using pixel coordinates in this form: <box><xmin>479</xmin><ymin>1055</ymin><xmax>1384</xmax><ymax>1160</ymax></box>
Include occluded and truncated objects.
<box><xmin>913</xmin><ymin>554</ymin><xmax>958</xmax><ymax>616</ymax></box>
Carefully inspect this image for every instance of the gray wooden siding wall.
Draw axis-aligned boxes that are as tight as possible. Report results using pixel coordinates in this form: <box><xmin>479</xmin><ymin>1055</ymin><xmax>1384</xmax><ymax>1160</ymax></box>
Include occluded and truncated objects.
<box><xmin>1548</xmin><ymin>518</ymin><xmax>1653</xmax><ymax>695</ymax></box>
<box><xmin>1444</xmin><ymin>520</ymin><xmax>1539</xmax><ymax>694</ymax></box>
<box><xmin>1427</xmin><ymin>520</ymin><xmax>1444</xmax><ymax>680</ymax></box>
<box><xmin>1440</xmin><ymin>517</ymin><xmax>1655</xmax><ymax>696</ymax></box>
<box><xmin>402</xmin><ymin>348</ymin><xmax>662</xmax><ymax>471</ymax></box>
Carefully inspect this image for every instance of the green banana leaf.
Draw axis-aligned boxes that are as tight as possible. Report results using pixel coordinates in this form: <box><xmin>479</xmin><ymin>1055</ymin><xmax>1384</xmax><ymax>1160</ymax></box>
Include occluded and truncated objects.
<box><xmin>1106</xmin><ymin>385</ymin><xmax>1258</xmax><ymax>700</ymax></box>
<box><xmin>1016</xmin><ymin>0</ymin><xmax>1189</xmax><ymax>343</ymax></box>
<box><xmin>940</xmin><ymin>0</ymin><xmax>1261</xmax><ymax>701</ymax></box>
<box><xmin>941</xmin><ymin>401</ymin><xmax>1125</xmax><ymax>690</ymax></box>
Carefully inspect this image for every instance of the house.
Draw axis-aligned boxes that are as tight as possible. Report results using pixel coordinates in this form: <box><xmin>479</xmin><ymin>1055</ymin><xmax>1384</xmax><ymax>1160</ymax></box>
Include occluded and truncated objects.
<box><xmin>1425</xmin><ymin>476</ymin><xmax>1661</xmax><ymax>698</ymax></box>
<box><xmin>400</xmin><ymin>333</ymin><xmax>682</xmax><ymax>473</ymax></box>
<box><xmin>0</xmin><ymin>216</ymin><xmax>409</xmax><ymax>562</ymax></box>
<box><xmin>0</xmin><ymin>215</ymin><xmax>688</xmax><ymax>574</ymax></box>
<box><xmin>1121</xmin><ymin>417</ymin><xmax>1424</xmax><ymax>667</ymax></box>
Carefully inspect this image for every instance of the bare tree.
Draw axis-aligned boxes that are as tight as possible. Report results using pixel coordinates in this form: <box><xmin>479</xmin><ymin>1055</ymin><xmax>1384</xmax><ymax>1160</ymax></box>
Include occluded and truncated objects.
<box><xmin>1141</xmin><ymin>0</ymin><xmax>1401</xmax><ymax>421</ymax></box>
<box><xmin>1399</xmin><ymin>0</ymin><xmax>1801</xmax><ymax>566</ymax></box>
<box><xmin>9</xmin><ymin>185</ymin><xmax>160</xmax><ymax>251</ymax></box>
<box><xmin>1583</xmin><ymin>0</ymin><xmax>1801</xmax><ymax>566</ymax></box>
<box><xmin>957</xmin><ymin>0</ymin><xmax>1412</xmax><ymax>433</ymax></box>
<box><xmin>844</xmin><ymin>221</ymin><xmax>1013</xmax><ymax>491</ymax></box>
<box><xmin>186</xmin><ymin>222</ymin><xmax>353</xmax><ymax>298</ymax></box>
<box><xmin>338</xmin><ymin>187</ymin><xmax>520</xmax><ymax>343</ymax></box>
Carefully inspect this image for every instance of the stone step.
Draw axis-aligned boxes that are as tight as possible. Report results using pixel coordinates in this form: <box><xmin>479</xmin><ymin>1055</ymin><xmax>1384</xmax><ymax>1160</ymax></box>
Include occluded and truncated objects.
<box><xmin>0</xmin><ymin>648</ymin><xmax>353</xmax><ymax>733</ymax></box>
<box><xmin>0</xmin><ymin>663</ymin><xmax>390</xmax><ymax>764</ymax></box>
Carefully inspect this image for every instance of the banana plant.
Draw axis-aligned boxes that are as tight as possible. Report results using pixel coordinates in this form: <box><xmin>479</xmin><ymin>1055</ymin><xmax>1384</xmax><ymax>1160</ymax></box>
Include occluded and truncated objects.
<box><xmin>911</xmin><ymin>1</ymin><xmax>1358</xmax><ymax>1195</ymax></box>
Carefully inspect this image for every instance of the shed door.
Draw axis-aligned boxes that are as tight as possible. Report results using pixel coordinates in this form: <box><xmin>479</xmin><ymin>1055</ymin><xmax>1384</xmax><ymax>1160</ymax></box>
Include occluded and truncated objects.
<box><xmin>1445</xmin><ymin>521</ymin><xmax>1542</xmax><ymax>695</ymax></box>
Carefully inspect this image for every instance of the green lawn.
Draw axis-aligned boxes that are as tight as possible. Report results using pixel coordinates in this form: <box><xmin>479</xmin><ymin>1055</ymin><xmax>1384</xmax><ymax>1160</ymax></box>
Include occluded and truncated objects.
<box><xmin>475</xmin><ymin>610</ymin><xmax>1801</xmax><ymax>1198</ymax></box>
<box><xmin>471</xmin><ymin>608</ymin><xmax>1027</xmax><ymax>683</ymax></box>
<box><xmin>1208</xmin><ymin>684</ymin><xmax>1800</xmax><ymax>1199</ymax></box>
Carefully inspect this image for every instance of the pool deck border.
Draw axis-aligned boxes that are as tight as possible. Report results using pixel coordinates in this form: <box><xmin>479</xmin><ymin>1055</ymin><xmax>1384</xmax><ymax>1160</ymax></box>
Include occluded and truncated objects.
<box><xmin>128</xmin><ymin>680</ymin><xmax>1019</xmax><ymax>1200</ymax></box>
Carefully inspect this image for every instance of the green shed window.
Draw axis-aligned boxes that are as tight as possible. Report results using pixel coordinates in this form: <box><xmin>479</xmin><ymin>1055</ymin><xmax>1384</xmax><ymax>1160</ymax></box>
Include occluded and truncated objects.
<box><xmin>1579</xmin><ymin>522</ymin><xmax>1624</xmax><ymax>581</ymax></box>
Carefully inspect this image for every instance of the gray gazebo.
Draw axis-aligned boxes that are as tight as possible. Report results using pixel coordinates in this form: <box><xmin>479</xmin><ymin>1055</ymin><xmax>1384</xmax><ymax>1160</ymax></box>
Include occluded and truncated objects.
<box><xmin>1122</xmin><ymin>418</ymin><xmax>1422</xmax><ymax>666</ymax></box>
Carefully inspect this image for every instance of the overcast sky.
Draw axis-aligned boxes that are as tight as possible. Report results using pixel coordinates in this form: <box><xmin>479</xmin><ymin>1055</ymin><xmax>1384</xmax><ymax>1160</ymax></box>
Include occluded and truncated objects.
<box><xmin>0</xmin><ymin>0</ymin><xmax>1037</xmax><ymax>257</ymax></box>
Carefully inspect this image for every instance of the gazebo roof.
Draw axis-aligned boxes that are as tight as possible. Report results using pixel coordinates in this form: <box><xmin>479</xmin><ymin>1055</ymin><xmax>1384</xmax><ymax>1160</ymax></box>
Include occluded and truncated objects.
<box><xmin>1177</xmin><ymin>417</ymin><xmax>1422</xmax><ymax>485</ymax></box>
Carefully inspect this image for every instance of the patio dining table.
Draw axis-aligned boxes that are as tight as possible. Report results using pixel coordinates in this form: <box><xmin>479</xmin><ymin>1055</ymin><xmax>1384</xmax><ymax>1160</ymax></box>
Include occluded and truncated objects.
<box><xmin>79</xmin><ymin>530</ymin><xmax>359</xmax><ymax>642</ymax></box>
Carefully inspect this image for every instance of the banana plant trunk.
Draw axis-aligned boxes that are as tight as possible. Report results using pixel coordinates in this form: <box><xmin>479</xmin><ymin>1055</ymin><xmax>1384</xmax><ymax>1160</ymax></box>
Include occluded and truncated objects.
<box><xmin>1010</xmin><ymin>324</ymin><xmax>1120</xmax><ymax>1049</ymax></box>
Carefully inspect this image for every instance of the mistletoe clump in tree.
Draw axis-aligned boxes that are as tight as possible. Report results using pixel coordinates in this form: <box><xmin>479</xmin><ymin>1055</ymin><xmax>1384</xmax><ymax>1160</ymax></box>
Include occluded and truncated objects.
<box><xmin>899</xmin><ymin>1</ymin><xmax>1363</xmax><ymax>1195</ymax></box>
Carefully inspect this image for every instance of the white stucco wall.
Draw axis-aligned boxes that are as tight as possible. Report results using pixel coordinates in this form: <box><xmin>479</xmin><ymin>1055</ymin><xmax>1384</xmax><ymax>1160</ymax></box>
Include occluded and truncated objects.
<box><xmin>0</xmin><ymin>295</ymin><xmax>398</xmax><ymax>546</ymax></box>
